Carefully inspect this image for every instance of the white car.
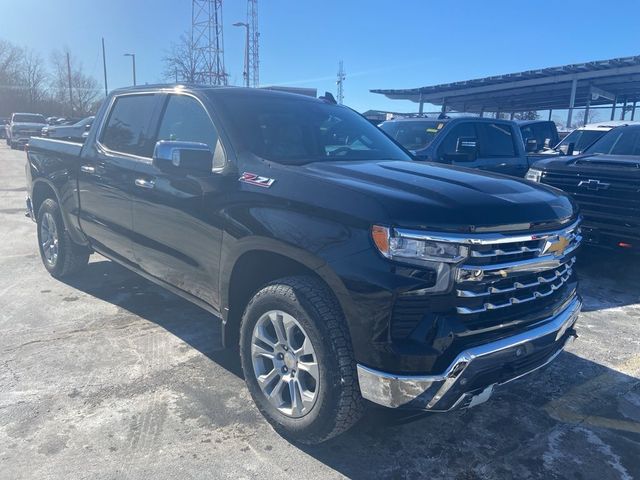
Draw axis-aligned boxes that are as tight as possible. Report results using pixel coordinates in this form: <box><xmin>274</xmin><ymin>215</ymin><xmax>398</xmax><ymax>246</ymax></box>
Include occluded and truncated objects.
<box><xmin>555</xmin><ymin>121</ymin><xmax>640</xmax><ymax>155</ymax></box>
<box><xmin>8</xmin><ymin>113</ymin><xmax>47</xmax><ymax>149</ymax></box>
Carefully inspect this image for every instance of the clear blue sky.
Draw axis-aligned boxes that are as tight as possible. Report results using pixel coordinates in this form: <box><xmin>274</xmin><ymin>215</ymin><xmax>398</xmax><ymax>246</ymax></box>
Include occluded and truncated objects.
<box><xmin>2</xmin><ymin>0</ymin><xmax>640</xmax><ymax>113</ymax></box>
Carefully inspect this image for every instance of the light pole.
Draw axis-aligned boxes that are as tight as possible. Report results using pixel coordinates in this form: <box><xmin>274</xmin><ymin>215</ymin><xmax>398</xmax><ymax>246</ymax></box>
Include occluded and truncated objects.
<box><xmin>123</xmin><ymin>53</ymin><xmax>136</xmax><ymax>86</ymax></box>
<box><xmin>233</xmin><ymin>22</ymin><xmax>250</xmax><ymax>87</ymax></box>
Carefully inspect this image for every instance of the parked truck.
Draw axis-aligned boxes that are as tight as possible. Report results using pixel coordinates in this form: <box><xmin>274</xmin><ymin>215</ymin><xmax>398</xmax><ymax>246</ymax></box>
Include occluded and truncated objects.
<box><xmin>379</xmin><ymin>117</ymin><xmax>532</xmax><ymax>177</ymax></box>
<box><xmin>26</xmin><ymin>85</ymin><xmax>582</xmax><ymax>443</ymax></box>
<box><xmin>527</xmin><ymin>123</ymin><xmax>640</xmax><ymax>252</ymax></box>
<box><xmin>8</xmin><ymin>112</ymin><xmax>47</xmax><ymax>149</ymax></box>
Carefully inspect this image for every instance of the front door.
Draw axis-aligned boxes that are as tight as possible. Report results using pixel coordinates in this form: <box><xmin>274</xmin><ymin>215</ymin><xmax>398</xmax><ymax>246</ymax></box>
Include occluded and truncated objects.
<box><xmin>78</xmin><ymin>93</ymin><xmax>162</xmax><ymax>264</ymax></box>
<box><xmin>130</xmin><ymin>93</ymin><xmax>228</xmax><ymax>308</ymax></box>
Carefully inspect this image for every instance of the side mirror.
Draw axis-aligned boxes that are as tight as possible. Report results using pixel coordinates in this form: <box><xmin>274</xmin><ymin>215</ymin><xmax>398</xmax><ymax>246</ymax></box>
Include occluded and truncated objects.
<box><xmin>544</xmin><ymin>138</ymin><xmax>551</xmax><ymax>149</ymax></box>
<box><xmin>84</xmin><ymin>124</ymin><xmax>92</xmax><ymax>131</ymax></box>
<box><xmin>456</xmin><ymin>136</ymin><xmax>478</xmax><ymax>160</ymax></box>
<box><xmin>153</xmin><ymin>140</ymin><xmax>213</xmax><ymax>174</ymax></box>
<box><xmin>525</xmin><ymin>138</ymin><xmax>538</xmax><ymax>153</ymax></box>
<box><xmin>566</xmin><ymin>142</ymin><xmax>575</xmax><ymax>156</ymax></box>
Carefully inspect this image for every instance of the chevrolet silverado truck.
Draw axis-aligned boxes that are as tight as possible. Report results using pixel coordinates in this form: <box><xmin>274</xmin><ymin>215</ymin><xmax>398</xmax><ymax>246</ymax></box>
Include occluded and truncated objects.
<box><xmin>26</xmin><ymin>85</ymin><xmax>582</xmax><ymax>444</ymax></box>
<box><xmin>527</xmin><ymin>123</ymin><xmax>640</xmax><ymax>252</ymax></box>
<box><xmin>379</xmin><ymin>117</ymin><xmax>532</xmax><ymax>177</ymax></box>
<box><xmin>8</xmin><ymin>112</ymin><xmax>47</xmax><ymax>149</ymax></box>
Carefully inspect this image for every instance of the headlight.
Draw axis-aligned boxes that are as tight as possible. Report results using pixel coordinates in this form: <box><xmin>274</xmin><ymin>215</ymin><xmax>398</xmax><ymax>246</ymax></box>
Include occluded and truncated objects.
<box><xmin>371</xmin><ymin>225</ymin><xmax>468</xmax><ymax>264</ymax></box>
<box><xmin>525</xmin><ymin>168</ymin><xmax>543</xmax><ymax>182</ymax></box>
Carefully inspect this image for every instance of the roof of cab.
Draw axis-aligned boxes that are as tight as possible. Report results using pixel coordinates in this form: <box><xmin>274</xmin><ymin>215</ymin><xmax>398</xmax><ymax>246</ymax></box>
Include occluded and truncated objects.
<box><xmin>109</xmin><ymin>84</ymin><xmax>325</xmax><ymax>103</ymax></box>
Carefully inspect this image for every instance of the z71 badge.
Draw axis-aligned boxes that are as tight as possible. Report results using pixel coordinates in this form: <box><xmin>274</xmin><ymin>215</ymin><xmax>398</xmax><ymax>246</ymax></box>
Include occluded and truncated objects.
<box><xmin>239</xmin><ymin>172</ymin><xmax>276</xmax><ymax>188</ymax></box>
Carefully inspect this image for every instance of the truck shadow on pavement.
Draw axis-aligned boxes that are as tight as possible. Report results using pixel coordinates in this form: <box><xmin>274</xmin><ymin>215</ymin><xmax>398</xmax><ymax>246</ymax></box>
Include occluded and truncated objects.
<box><xmin>59</xmin><ymin>257</ymin><xmax>640</xmax><ymax>479</ymax></box>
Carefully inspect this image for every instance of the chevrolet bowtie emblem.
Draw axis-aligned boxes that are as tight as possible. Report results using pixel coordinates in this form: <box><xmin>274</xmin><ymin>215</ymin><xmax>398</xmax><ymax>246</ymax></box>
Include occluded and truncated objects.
<box><xmin>543</xmin><ymin>235</ymin><xmax>570</xmax><ymax>257</ymax></box>
<box><xmin>578</xmin><ymin>179</ymin><xmax>610</xmax><ymax>191</ymax></box>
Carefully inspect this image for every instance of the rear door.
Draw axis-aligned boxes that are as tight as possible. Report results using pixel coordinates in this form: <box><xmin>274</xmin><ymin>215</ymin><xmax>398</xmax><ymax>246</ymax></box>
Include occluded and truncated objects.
<box><xmin>130</xmin><ymin>93</ymin><xmax>228</xmax><ymax>307</ymax></box>
<box><xmin>78</xmin><ymin>92</ymin><xmax>162</xmax><ymax>264</ymax></box>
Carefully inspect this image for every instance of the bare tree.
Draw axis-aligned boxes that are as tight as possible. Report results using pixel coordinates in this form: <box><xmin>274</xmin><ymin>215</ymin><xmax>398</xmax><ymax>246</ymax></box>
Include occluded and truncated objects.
<box><xmin>49</xmin><ymin>48</ymin><xmax>99</xmax><ymax>116</ymax></box>
<box><xmin>162</xmin><ymin>32</ymin><xmax>200</xmax><ymax>83</ymax></box>
<box><xmin>514</xmin><ymin>111</ymin><xmax>539</xmax><ymax>121</ymax></box>
<box><xmin>573</xmin><ymin>109</ymin><xmax>599</xmax><ymax>127</ymax></box>
<box><xmin>0</xmin><ymin>39</ymin><xmax>25</xmax><ymax>115</ymax></box>
<box><xmin>20</xmin><ymin>50</ymin><xmax>47</xmax><ymax>109</ymax></box>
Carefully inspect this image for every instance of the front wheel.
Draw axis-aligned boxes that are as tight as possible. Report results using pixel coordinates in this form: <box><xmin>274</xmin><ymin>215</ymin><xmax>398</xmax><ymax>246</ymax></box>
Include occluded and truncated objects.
<box><xmin>36</xmin><ymin>198</ymin><xmax>90</xmax><ymax>278</ymax></box>
<box><xmin>240</xmin><ymin>276</ymin><xmax>363</xmax><ymax>444</ymax></box>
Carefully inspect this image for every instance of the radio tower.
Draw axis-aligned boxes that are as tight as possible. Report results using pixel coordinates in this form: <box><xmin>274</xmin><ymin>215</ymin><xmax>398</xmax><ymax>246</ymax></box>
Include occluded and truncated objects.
<box><xmin>247</xmin><ymin>0</ymin><xmax>259</xmax><ymax>87</ymax></box>
<box><xmin>192</xmin><ymin>0</ymin><xmax>228</xmax><ymax>85</ymax></box>
<box><xmin>336</xmin><ymin>60</ymin><xmax>346</xmax><ymax>104</ymax></box>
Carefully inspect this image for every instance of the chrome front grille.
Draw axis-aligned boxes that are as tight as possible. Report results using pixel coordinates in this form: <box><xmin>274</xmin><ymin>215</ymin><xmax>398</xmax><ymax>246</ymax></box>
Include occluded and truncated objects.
<box><xmin>453</xmin><ymin>220</ymin><xmax>581</xmax><ymax>321</ymax></box>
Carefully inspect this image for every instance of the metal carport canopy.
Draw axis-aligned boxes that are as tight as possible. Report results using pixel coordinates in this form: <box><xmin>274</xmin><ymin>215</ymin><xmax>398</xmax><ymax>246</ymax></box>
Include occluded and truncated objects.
<box><xmin>370</xmin><ymin>56</ymin><xmax>640</xmax><ymax>113</ymax></box>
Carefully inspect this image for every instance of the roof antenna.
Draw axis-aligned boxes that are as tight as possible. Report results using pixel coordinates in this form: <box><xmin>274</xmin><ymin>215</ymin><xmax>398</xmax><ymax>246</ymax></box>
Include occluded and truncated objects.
<box><xmin>320</xmin><ymin>91</ymin><xmax>337</xmax><ymax>104</ymax></box>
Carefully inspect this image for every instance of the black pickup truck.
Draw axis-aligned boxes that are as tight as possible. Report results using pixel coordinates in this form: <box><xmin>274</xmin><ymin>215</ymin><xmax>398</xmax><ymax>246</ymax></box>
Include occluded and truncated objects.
<box><xmin>527</xmin><ymin>124</ymin><xmax>640</xmax><ymax>252</ymax></box>
<box><xmin>379</xmin><ymin>117</ymin><xmax>532</xmax><ymax>177</ymax></box>
<box><xmin>26</xmin><ymin>85</ymin><xmax>582</xmax><ymax>443</ymax></box>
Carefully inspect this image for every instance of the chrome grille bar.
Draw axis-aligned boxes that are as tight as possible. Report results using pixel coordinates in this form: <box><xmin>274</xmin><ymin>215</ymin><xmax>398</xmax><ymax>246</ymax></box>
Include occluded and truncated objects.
<box><xmin>456</xmin><ymin>258</ymin><xmax>576</xmax><ymax>298</ymax></box>
<box><xmin>456</xmin><ymin>270</ymin><xmax>574</xmax><ymax>315</ymax></box>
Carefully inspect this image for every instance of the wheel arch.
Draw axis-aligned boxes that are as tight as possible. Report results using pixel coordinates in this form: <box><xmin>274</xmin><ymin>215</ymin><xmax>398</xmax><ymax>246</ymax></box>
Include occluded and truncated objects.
<box><xmin>220</xmin><ymin>240</ymin><xmax>352</xmax><ymax>349</ymax></box>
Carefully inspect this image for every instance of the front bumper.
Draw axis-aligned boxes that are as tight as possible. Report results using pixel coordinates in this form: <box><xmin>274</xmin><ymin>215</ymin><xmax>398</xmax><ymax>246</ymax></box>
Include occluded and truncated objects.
<box><xmin>357</xmin><ymin>295</ymin><xmax>581</xmax><ymax>411</ymax></box>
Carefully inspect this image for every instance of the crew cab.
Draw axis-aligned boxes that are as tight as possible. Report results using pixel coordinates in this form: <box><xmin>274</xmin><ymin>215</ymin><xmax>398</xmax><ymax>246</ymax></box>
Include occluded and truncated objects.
<box><xmin>8</xmin><ymin>112</ymin><xmax>47</xmax><ymax>149</ymax></box>
<box><xmin>379</xmin><ymin>116</ymin><xmax>531</xmax><ymax>177</ymax></box>
<box><xmin>41</xmin><ymin>116</ymin><xmax>94</xmax><ymax>142</ymax></box>
<box><xmin>26</xmin><ymin>85</ymin><xmax>582</xmax><ymax>443</ymax></box>
<box><xmin>527</xmin><ymin>124</ymin><xmax>640</xmax><ymax>252</ymax></box>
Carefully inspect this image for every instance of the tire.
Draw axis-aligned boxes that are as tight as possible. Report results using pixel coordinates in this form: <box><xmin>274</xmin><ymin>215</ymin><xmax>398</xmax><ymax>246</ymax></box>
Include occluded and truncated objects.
<box><xmin>36</xmin><ymin>198</ymin><xmax>90</xmax><ymax>278</ymax></box>
<box><xmin>240</xmin><ymin>276</ymin><xmax>363</xmax><ymax>444</ymax></box>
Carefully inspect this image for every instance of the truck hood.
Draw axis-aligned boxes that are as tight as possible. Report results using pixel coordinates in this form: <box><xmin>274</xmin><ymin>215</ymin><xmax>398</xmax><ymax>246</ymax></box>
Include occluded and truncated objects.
<box><xmin>13</xmin><ymin>122</ymin><xmax>46</xmax><ymax>128</ymax></box>
<box><xmin>300</xmin><ymin>160</ymin><xmax>576</xmax><ymax>232</ymax></box>
<box><xmin>534</xmin><ymin>153</ymin><xmax>640</xmax><ymax>173</ymax></box>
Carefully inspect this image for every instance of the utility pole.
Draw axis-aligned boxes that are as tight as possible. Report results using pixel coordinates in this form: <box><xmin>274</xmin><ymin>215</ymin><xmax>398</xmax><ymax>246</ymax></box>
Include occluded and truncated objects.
<box><xmin>233</xmin><ymin>22</ymin><xmax>250</xmax><ymax>87</ymax></box>
<box><xmin>101</xmin><ymin>38</ymin><xmax>108</xmax><ymax>97</ymax></box>
<box><xmin>124</xmin><ymin>53</ymin><xmax>136</xmax><ymax>86</ymax></box>
<box><xmin>66</xmin><ymin>52</ymin><xmax>74</xmax><ymax>116</ymax></box>
<box><xmin>336</xmin><ymin>60</ymin><xmax>345</xmax><ymax>104</ymax></box>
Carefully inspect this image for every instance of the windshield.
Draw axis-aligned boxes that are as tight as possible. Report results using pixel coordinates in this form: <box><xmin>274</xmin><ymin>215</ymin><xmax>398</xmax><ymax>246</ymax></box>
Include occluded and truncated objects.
<box><xmin>13</xmin><ymin>114</ymin><xmax>46</xmax><ymax>124</ymax></box>
<box><xmin>584</xmin><ymin>127</ymin><xmax>640</xmax><ymax>156</ymax></box>
<box><xmin>379</xmin><ymin>120</ymin><xmax>444</xmax><ymax>151</ymax></box>
<box><xmin>214</xmin><ymin>93</ymin><xmax>411</xmax><ymax>165</ymax></box>
<box><xmin>556</xmin><ymin>129</ymin><xmax>605</xmax><ymax>153</ymax></box>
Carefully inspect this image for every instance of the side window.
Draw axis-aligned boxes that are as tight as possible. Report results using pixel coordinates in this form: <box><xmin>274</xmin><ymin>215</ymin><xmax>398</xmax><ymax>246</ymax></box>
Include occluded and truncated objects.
<box><xmin>101</xmin><ymin>94</ymin><xmax>157</xmax><ymax>157</ymax></box>
<box><xmin>156</xmin><ymin>94</ymin><xmax>224</xmax><ymax>169</ymax></box>
<box><xmin>438</xmin><ymin>122</ymin><xmax>476</xmax><ymax>158</ymax></box>
<box><xmin>477</xmin><ymin>123</ymin><xmax>516</xmax><ymax>157</ymax></box>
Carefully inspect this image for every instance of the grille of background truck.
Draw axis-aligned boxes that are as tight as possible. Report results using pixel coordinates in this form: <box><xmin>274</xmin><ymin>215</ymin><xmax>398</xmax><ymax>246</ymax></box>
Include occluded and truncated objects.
<box><xmin>541</xmin><ymin>169</ymin><xmax>640</xmax><ymax>243</ymax></box>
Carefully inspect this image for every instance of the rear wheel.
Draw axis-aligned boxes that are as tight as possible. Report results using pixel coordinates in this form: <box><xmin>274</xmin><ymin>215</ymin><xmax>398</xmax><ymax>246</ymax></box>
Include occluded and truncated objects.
<box><xmin>36</xmin><ymin>198</ymin><xmax>90</xmax><ymax>278</ymax></box>
<box><xmin>240</xmin><ymin>276</ymin><xmax>363</xmax><ymax>444</ymax></box>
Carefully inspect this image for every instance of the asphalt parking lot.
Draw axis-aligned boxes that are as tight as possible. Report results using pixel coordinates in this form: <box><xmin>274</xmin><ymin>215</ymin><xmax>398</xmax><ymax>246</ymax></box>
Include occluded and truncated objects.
<box><xmin>0</xmin><ymin>143</ymin><xmax>639</xmax><ymax>480</ymax></box>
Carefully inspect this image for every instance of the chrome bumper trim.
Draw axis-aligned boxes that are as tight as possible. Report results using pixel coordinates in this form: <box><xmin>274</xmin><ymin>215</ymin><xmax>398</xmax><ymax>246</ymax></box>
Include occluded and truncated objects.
<box><xmin>357</xmin><ymin>295</ymin><xmax>581</xmax><ymax>410</ymax></box>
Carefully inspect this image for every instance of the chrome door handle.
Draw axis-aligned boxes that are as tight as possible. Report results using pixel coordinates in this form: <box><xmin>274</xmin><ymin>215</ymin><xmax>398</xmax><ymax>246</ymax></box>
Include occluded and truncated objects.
<box><xmin>80</xmin><ymin>165</ymin><xmax>95</xmax><ymax>174</ymax></box>
<box><xmin>135</xmin><ymin>178</ymin><xmax>155</xmax><ymax>189</ymax></box>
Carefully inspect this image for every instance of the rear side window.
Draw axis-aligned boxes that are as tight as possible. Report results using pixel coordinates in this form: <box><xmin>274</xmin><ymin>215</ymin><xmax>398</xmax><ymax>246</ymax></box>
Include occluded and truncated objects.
<box><xmin>101</xmin><ymin>94</ymin><xmax>157</xmax><ymax>157</ymax></box>
<box><xmin>477</xmin><ymin>123</ymin><xmax>516</xmax><ymax>157</ymax></box>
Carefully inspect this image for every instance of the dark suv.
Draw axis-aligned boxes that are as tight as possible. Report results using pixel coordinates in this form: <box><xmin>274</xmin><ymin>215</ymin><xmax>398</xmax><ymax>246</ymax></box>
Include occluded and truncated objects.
<box><xmin>380</xmin><ymin>117</ymin><xmax>530</xmax><ymax>177</ymax></box>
